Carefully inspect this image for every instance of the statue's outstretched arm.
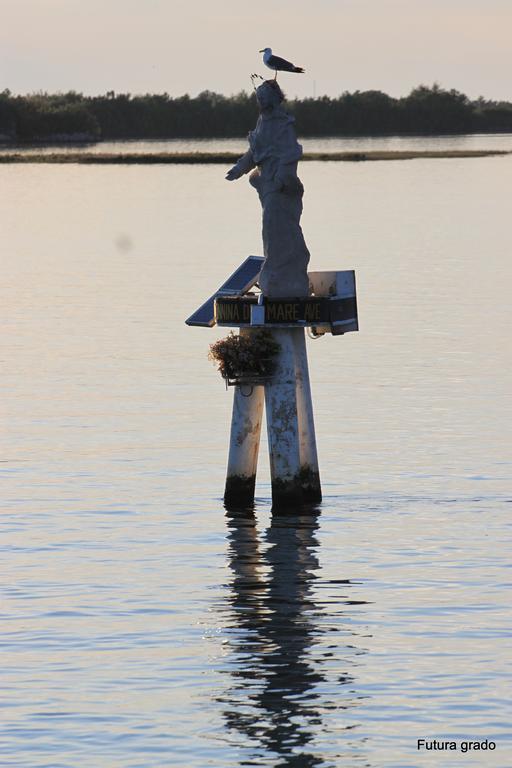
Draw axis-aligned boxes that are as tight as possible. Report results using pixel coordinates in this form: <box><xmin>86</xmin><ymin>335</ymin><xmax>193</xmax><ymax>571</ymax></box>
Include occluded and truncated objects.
<box><xmin>226</xmin><ymin>150</ymin><xmax>256</xmax><ymax>181</ymax></box>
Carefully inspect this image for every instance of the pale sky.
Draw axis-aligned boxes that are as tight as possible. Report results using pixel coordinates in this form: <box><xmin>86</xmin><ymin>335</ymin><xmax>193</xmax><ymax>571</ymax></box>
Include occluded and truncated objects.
<box><xmin>1</xmin><ymin>0</ymin><xmax>511</xmax><ymax>101</ymax></box>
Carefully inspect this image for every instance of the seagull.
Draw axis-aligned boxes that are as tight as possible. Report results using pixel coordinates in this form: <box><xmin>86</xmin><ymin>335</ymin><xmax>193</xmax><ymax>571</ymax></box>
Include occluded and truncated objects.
<box><xmin>259</xmin><ymin>48</ymin><xmax>305</xmax><ymax>79</ymax></box>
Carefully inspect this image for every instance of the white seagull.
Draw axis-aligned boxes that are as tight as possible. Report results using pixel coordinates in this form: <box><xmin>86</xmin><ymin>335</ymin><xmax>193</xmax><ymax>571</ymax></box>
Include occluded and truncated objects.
<box><xmin>259</xmin><ymin>48</ymin><xmax>305</xmax><ymax>79</ymax></box>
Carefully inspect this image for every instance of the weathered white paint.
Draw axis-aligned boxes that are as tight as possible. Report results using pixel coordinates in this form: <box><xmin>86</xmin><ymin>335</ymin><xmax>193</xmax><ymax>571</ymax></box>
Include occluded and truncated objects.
<box><xmin>264</xmin><ymin>328</ymin><xmax>304</xmax><ymax>506</ymax></box>
<box><xmin>224</xmin><ymin>329</ymin><xmax>265</xmax><ymax>507</ymax></box>
<box><xmin>292</xmin><ymin>329</ymin><xmax>322</xmax><ymax>502</ymax></box>
<box><xmin>224</xmin><ymin>383</ymin><xmax>265</xmax><ymax>505</ymax></box>
<box><xmin>225</xmin><ymin>326</ymin><xmax>322</xmax><ymax>509</ymax></box>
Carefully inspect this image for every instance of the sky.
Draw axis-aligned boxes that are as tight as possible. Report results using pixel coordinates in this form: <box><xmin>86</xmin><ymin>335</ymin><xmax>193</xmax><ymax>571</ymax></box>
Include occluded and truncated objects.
<box><xmin>1</xmin><ymin>0</ymin><xmax>511</xmax><ymax>101</ymax></box>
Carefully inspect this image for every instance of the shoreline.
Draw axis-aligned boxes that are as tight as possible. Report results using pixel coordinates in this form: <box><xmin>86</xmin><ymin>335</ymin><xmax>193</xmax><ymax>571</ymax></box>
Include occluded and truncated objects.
<box><xmin>0</xmin><ymin>149</ymin><xmax>509</xmax><ymax>164</ymax></box>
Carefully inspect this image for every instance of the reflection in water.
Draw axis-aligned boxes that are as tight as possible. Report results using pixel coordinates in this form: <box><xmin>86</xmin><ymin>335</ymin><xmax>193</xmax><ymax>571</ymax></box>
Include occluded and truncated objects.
<box><xmin>217</xmin><ymin>510</ymin><xmax>369</xmax><ymax>767</ymax></box>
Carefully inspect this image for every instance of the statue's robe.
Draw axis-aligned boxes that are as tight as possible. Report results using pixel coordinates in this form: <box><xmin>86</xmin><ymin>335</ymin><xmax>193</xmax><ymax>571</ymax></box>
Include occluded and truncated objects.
<box><xmin>230</xmin><ymin>107</ymin><xmax>310</xmax><ymax>298</ymax></box>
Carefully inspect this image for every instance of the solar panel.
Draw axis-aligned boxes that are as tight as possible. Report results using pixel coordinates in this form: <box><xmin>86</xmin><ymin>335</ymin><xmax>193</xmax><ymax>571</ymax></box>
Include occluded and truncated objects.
<box><xmin>185</xmin><ymin>255</ymin><xmax>264</xmax><ymax>327</ymax></box>
<box><xmin>220</xmin><ymin>257</ymin><xmax>264</xmax><ymax>293</ymax></box>
<box><xmin>185</xmin><ymin>295</ymin><xmax>218</xmax><ymax>328</ymax></box>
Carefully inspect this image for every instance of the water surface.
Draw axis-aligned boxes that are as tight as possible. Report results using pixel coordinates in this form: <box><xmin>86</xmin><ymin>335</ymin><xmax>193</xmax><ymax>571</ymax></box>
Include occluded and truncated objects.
<box><xmin>1</xmin><ymin>145</ymin><xmax>511</xmax><ymax>766</ymax></box>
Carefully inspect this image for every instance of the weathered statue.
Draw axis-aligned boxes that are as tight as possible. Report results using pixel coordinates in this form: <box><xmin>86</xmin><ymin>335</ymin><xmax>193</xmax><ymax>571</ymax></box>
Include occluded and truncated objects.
<box><xmin>226</xmin><ymin>80</ymin><xmax>310</xmax><ymax>298</ymax></box>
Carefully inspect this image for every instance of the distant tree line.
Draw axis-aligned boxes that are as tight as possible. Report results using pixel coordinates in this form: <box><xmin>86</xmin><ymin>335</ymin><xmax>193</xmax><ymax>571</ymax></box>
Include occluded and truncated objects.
<box><xmin>1</xmin><ymin>84</ymin><xmax>512</xmax><ymax>142</ymax></box>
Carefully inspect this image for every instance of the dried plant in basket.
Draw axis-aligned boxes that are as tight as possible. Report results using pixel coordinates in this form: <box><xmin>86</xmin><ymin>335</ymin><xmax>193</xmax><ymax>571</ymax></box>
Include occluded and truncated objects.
<box><xmin>208</xmin><ymin>331</ymin><xmax>280</xmax><ymax>382</ymax></box>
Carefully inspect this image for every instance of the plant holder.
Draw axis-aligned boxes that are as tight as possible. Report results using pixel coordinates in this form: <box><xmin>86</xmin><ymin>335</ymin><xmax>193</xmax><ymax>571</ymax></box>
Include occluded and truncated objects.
<box><xmin>225</xmin><ymin>358</ymin><xmax>276</xmax><ymax>392</ymax></box>
<box><xmin>225</xmin><ymin>369</ymin><xmax>274</xmax><ymax>387</ymax></box>
<box><xmin>209</xmin><ymin>330</ymin><xmax>280</xmax><ymax>390</ymax></box>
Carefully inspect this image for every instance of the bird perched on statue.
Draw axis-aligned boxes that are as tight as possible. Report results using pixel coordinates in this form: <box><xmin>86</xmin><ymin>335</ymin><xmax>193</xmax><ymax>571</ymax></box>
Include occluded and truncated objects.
<box><xmin>259</xmin><ymin>48</ymin><xmax>305</xmax><ymax>79</ymax></box>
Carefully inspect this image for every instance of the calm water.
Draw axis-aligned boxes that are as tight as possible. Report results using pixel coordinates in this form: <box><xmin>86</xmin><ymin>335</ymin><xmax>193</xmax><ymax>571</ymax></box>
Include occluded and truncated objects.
<box><xmin>1</xmin><ymin>139</ymin><xmax>511</xmax><ymax>767</ymax></box>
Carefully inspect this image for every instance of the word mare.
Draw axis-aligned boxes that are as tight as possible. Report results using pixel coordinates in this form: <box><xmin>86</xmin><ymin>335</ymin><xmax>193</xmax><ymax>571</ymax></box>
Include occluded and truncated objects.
<box><xmin>215</xmin><ymin>297</ymin><xmax>329</xmax><ymax>325</ymax></box>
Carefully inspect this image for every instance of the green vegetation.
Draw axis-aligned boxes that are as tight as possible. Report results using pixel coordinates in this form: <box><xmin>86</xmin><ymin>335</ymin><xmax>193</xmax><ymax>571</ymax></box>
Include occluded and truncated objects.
<box><xmin>1</xmin><ymin>85</ymin><xmax>512</xmax><ymax>142</ymax></box>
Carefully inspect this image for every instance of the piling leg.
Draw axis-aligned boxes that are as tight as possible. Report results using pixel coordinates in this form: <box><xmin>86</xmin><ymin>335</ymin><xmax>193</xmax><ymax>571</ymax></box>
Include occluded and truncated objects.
<box><xmin>264</xmin><ymin>329</ymin><xmax>303</xmax><ymax>509</ymax></box>
<box><xmin>224</xmin><ymin>384</ymin><xmax>264</xmax><ymax>507</ymax></box>
<box><xmin>292</xmin><ymin>329</ymin><xmax>322</xmax><ymax>503</ymax></box>
<box><xmin>224</xmin><ymin>330</ymin><xmax>265</xmax><ymax>508</ymax></box>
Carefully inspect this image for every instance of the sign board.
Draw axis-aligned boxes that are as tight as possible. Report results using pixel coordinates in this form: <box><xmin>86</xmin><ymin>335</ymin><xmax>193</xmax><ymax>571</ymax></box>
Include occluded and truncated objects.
<box><xmin>308</xmin><ymin>270</ymin><xmax>358</xmax><ymax>335</ymax></box>
<box><xmin>215</xmin><ymin>293</ymin><xmax>358</xmax><ymax>333</ymax></box>
<box><xmin>186</xmin><ymin>263</ymin><xmax>358</xmax><ymax>335</ymax></box>
<box><xmin>216</xmin><ymin>296</ymin><xmax>327</xmax><ymax>325</ymax></box>
<box><xmin>308</xmin><ymin>270</ymin><xmax>356</xmax><ymax>298</ymax></box>
<box><xmin>185</xmin><ymin>256</ymin><xmax>264</xmax><ymax>327</ymax></box>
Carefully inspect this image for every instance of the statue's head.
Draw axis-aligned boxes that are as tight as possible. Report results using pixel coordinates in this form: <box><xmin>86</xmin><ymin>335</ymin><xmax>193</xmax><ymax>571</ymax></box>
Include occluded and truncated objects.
<box><xmin>256</xmin><ymin>80</ymin><xmax>285</xmax><ymax>111</ymax></box>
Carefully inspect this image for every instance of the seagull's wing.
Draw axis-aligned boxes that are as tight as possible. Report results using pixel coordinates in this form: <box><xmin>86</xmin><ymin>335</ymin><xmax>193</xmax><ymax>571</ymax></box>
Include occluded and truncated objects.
<box><xmin>267</xmin><ymin>54</ymin><xmax>298</xmax><ymax>72</ymax></box>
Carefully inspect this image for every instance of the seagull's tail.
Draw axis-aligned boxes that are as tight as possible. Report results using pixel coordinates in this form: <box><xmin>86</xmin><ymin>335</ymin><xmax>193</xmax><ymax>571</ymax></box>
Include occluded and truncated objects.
<box><xmin>293</xmin><ymin>66</ymin><xmax>305</xmax><ymax>74</ymax></box>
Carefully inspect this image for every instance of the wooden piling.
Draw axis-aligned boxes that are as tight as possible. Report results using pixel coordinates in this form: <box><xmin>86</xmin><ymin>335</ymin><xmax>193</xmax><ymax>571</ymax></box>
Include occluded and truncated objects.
<box><xmin>224</xmin><ymin>331</ymin><xmax>265</xmax><ymax>508</ymax></box>
<box><xmin>224</xmin><ymin>383</ymin><xmax>265</xmax><ymax>506</ymax></box>
<box><xmin>224</xmin><ymin>326</ymin><xmax>322</xmax><ymax>510</ymax></box>
<box><xmin>264</xmin><ymin>329</ymin><xmax>304</xmax><ymax>508</ymax></box>
<box><xmin>293</xmin><ymin>329</ymin><xmax>322</xmax><ymax>503</ymax></box>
